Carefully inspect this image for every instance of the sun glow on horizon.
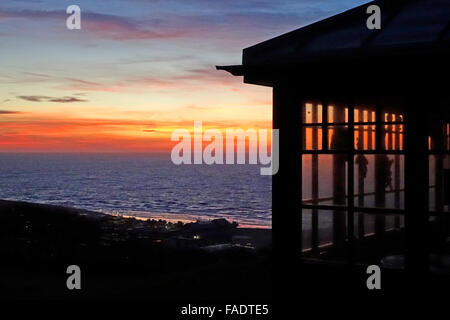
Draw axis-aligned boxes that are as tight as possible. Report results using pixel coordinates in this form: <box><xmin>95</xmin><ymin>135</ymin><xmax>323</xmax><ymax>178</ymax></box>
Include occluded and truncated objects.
<box><xmin>0</xmin><ymin>0</ymin><xmax>365</xmax><ymax>152</ymax></box>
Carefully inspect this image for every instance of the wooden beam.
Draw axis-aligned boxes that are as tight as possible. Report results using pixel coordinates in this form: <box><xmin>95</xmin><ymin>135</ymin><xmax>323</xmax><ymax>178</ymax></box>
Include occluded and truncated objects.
<box><xmin>404</xmin><ymin>96</ymin><xmax>429</xmax><ymax>275</ymax></box>
<box><xmin>374</xmin><ymin>103</ymin><xmax>386</xmax><ymax>243</ymax></box>
<box><xmin>394</xmin><ymin>113</ymin><xmax>402</xmax><ymax>228</ymax></box>
<box><xmin>347</xmin><ymin>100</ymin><xmax>355</xmax><ymax>262</ymax></box>
<box><xmin>311</xmin><ymin>104</ymin><xmax>319</xmax><ymax>252</ymax></box>
<box><xmin>357</xmin><ymin>108</ymin><xmax>366</xmax><ymax>238</ymax></box>
<box><xmin>332</xmin><ymin>103</ymin><xmax>347</xmax><ymax>248</ymax></box>
<box><xmin>272</xmin><ymin>83</ymin><xmax>302</xmax><ymax>290</ymax></box>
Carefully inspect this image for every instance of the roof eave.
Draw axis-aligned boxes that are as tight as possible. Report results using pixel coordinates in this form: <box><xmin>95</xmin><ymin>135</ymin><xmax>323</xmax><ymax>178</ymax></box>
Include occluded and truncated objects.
<box><xmin>215</xmin><ymin>65</ymin><xmax>245</xmax><ymax>76</ymax></box>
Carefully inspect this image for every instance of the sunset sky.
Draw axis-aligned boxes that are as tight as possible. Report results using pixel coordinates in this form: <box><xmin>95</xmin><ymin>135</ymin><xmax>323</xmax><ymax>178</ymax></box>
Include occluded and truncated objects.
<box><xmin>0</xmin><ymin>0</ymin><xmax>365</xmax><ymax>152</ymax></box>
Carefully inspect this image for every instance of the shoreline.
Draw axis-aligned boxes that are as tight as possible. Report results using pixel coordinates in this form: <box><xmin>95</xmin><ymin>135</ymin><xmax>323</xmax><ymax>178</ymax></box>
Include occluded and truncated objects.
<box><xmin>114</xmin><ymin>212</ymin><xmax>271</xmax><ymax>229</ymax></box>
<box><xmin>0</xmin><ymin>198</ymin><xmax>271</xmax><ymax>230</ymax></box>
<box><xmin>0</xmin><ymin>198</ymin><xmax>272</xmax><ymax>249</ymax></box>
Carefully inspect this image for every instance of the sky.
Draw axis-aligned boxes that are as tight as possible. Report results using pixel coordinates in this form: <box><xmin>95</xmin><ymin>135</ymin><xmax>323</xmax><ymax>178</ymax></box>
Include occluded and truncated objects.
<box><xmin>0</xmin><ymin>0</ymin><xmax>366</xmax><ymax>152</ymax></box>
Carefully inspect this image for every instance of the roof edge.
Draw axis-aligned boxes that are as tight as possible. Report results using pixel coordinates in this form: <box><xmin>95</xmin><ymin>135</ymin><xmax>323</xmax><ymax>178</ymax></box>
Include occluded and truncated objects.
<box><xmin>216</xmin><ymin>65</ymin><xmax>244</xmax><ymax>76</ymax></box>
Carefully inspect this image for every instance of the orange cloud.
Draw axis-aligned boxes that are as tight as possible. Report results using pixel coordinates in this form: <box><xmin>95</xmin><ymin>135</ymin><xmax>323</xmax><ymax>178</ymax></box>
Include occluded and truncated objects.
<box><xmin>0</xmin><ymin>116</ymin><xmax>271</xmax><ymax>152</ymax></box>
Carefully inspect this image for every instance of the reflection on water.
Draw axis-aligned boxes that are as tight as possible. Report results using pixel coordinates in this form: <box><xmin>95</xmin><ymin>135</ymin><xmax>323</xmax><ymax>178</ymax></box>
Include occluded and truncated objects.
<box><xmin>0</xmin><ymin>153</ymin><xmax>271</xmax><ymax>228</ymax></box>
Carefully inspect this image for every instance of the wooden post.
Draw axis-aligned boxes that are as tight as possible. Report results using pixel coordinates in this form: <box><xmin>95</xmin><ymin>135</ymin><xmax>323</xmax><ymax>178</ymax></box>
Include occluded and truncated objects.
<box><xmin>322</xmin><ymin>101</ymin><xmax>329</xmax><ymax>151</ymax></box>
<box><xmin>387</xmin><ymin>113</ymin><xmax>395</xmax><ymax>231</ymax></box>
<box><xmin>302</xmin><ymin>105</ymin><xmax>307</xmax><ymax>149</ymax></box>
<box><xmin>445</xmin><ymin>156</ymin><xmax>450</xmax><ymax>211</ymax></box>
<box><xmin>347</xmin><ymin>101</ymin><xmax>355</xmax><ymax>262</ymax></box>
<box><xmin>387</xmin><ymin>113</ymin><xmax>393</xmax><ymax>151</ymax></box>
<box><xmin>447</xmin><ymin>124</ymin><xmax>450</xmax><ymax>151</ymax></box>
<box><xmin>433</xmin><ymin>124</ymin><xmax>445</xmax><ymax>212</ymax></box>
<box><xmin>332</xmin><ymin>103</ymin><xmax>347</xmax><ymax>248</ymax></box>
<box><xmin>368</xmin><ymin>111</ymin><xmax>374</xmax><ymax>150</ymax></box>
<box><xmin>447</xmin><ymin>124</ymin><xmax>450</xmax><ymax>212</ymax></box>
<box><xmin>404</xmin><ymin>96</ymin><xmax>429</xmax><ymax>276</ymax></box>
<box><xmin>311</xmin><ymin>104</ymin><xmax>319</xmax><ymax>252</ymax></box>
<box><xmin>446</xmin><ymin>125</ymin><xmax>450</xmax><ymax>211</ymax></box>
<box><xmin>272</xmin><ymin>83</ymin><xmax>302</xmax><ymax>291</ymax></box>
<box><xmin>375</xmin><ymin>105</ymin><xmax>386</xmax><ymax>242</ymax></box>
<box><xmin>394</xmin><ymin>113</ymin><xmax>401</xmax><ymax>228</ymax></box>
<box><xmin>357</xmin><ymin>109</ymin><xmax>366</xmax><ymax>239</ymax></box>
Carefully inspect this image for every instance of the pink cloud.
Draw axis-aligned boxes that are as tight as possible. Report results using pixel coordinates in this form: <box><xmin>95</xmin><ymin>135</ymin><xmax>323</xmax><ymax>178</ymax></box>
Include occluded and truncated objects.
<box><xmin>0</xmin><ymin>9</ymin><xmax>189</xmax><ymax>41</ymax></box>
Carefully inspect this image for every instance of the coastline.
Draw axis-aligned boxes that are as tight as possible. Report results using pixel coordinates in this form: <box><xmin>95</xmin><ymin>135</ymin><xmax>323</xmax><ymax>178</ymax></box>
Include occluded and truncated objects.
<box><xmin>0</xmin><ymin>197</ymin><xmax>271</xmax><ymax>229</ymax></box>
<box><xmin>0</xmin><ymin>199</ymin><xmax>271</xmax><ymax>249</ymax></box>
<box><xmin>111</xmin><ymin>211</ymin><xmax>271</xmax><ymax>229</ymax></box>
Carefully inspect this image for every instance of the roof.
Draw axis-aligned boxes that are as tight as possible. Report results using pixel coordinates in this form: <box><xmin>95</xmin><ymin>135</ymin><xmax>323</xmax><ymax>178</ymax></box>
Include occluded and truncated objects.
<box><xmin>217</xmin><ymin>0</ymin><xmax>450</xmax><ymax>77</ymax></box>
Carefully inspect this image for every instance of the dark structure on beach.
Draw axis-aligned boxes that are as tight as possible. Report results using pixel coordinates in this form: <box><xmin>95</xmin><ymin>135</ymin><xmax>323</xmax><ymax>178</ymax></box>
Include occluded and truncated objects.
<box><xmin>218</xmin><ymin>0</ymin><xmax>450</xmax><ymax>290</ymax></box>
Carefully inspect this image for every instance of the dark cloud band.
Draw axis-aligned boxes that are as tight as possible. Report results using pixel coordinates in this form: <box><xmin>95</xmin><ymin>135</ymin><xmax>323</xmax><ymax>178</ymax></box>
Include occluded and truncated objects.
<box><xmin>17</xmin><ymin>95</ymin><xmax>87</xmax><ymax>103</ymax></box>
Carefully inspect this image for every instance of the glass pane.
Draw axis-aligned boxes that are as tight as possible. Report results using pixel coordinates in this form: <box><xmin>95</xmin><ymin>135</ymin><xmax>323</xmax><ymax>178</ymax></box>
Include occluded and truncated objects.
<box><xmin>354</xmin><ymin>125</ymin><xmax>375</xmax><ymax>151</ymax></box>
<box><xmin>302</xmin><ymin>209</ymin><xmax>347</xmax><ymax>262</ymax></box>
<box><xmin>302</xmin><ymin>155</ymin><xmax>347</xmax><ymax>206</ymax></box>
<box><xmin>354</xmin><ymin>213</ymin><xmax>405</xmax><ymax>240</ymax></box>
<box><xmin>354</xmin><ymin>212</ymin><xmax>405</xmax><ymax>266</ymax></box>
<box><xmin>354</xmin><ymin>155</ymin><xmax>404</xmax><ymax>209</ymax></box>
<box><xmin>327</xmin><ymin>105</ymin><xmax>347</xmax><ymax>124</ymax></box>
<box><xmin>303</xmin><ymin>209</ymin><xmax>406</xmax><ymax>265</ymax></box>
<box><xmin>302</xmin><ymin>102</ymin><xmax>322</xmax><ymax>124</ymax></box>
<box><xmin>429</xmin><ymin>123</ymin><xmax>449</xmax><ymax>152</ymax></box>
<box><xmin>353</xmin><ymin>124</ymin><xmax>403</xmax><ymax>151</ymax></box>
<box><xmin>302</xmin><ymin>127</ymin><xmax>323</xmax><ymax>150</ymax></box>
<box><xmin>429</xmin><ymin>154</ymin><xmax>450</xmax><ymax>212</ymax></box>
<box><xmin>354</xmin><ymin>212</ymin><xmax>376</xmax><ymax>238</ymax></box>
<box><xmin>328</xmin><ymin>125</ymin><xmax>349</xmax><ymax>150</ymax></box>
<box><xmin>320</xmin><ymin>210</ymin><xmax>346</xmax><ymax>248</ymax></box>
<box><xmin>302</xmin><ymin>210</ymin><xmax>312</xmax><ymax>251</ymax></box>
<box><xmin>353</xmin><ymin>108</ymin><xmax>405</xmax><ymax>151</ymax></box>
<box><xmin>354</xmin><ymin>108</ymin><xmax>373</xmax><ymax>123</ymax></box>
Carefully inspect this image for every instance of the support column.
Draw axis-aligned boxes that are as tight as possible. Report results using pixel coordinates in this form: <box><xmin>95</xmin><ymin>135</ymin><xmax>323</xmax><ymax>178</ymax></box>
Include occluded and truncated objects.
<box><xmin>375</xmin><ymin>105</ymin><xmax>386</xmax><ymax>242</ymax></box>
<box><xmin>445</xmin><ymin>156</ymin><xmax>450</xmax><ymax>211</ymax></box>
<box><xmin>347</xmin><ymin>101</ymin><xmax>355</xmax><ymax>262</ymax></box>
<box><xmin>394</xmin><ymin>113</ymin><xmax>401</xmax><ymax>228</ymax></box>
<box><xmin>433</xmin><ymin>124</ymin><xmax>445</xmax><ymax>212</ymax></box>
<box><xmin>446</xmin><ymin>124</ymin><xmax>450</xmax><ymax>211</ymax></box>
<box><xmin>404</xmin><ymin>97</ymin><xmax>429</xmax><ymax>276</ymax></box>
<box><xmin>387</xmin><ymin>113</ymin><xmax>393</xmax><ymax>152</ymax></box>
<box><xmin>387</xmin><ymin>113</ymin><xmax>396</xmax><ymax>231</ymax></box>
<box><xmin>332</xmin><ymin>103</ymin><xmax>347</xmax><ymax>248</ymax></box>
<box><xmin>357</xmin><ymin>109</ymin><xmax>366</xmax><ymax>239</ymax></box>
<box><xmin>311</xmin><ymin>104</ymin><xmax>319</xmax><ymax>252</ymax></box>
<box><xmin>368</xmin><ymin>110</ymin><xmax>374</xmax><ymax>150</ymax></box>
<box><xmin>272</xmin><ymin>83</ymin><xmax>302</xmax><ymax>292</ymax></box>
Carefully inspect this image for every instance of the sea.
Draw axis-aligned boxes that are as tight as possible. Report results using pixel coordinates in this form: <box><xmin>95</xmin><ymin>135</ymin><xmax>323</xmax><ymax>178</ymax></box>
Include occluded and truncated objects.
<box><xmin>0</xmin><ymin>153</ymin><xmax>414</xmax><ymax>230</ymax></box>
<box><xmin>0</xmin><ymin>153</ymin><xmax>272</xmax><ymax>228</ymax></box>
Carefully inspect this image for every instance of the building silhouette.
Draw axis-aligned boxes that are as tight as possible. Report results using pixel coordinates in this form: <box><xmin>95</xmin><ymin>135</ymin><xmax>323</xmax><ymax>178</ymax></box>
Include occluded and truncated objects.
<box><xmin>218</xmin><ymin>0</ymin><xmax>450</xmax><ymax>292</ymax></box>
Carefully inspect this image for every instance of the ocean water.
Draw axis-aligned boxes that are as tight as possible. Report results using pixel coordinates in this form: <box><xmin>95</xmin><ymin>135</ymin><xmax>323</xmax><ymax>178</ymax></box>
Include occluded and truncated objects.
<box><xmin>0</xmin><ymin>153</ymin><xmax>410</xmax><ymax>230</ymax></box>
<box><xmin>0</xmin><ymin>153</ymin><xmax>272</xmax><ymax>228</ymax></box>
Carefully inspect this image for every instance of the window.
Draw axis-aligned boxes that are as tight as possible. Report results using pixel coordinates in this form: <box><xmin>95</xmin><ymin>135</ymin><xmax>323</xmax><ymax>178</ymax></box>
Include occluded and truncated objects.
<box><xmin>301</xmin><ymin>100</ymin><xmax>406</xmax><ymax>265</ymax></box>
